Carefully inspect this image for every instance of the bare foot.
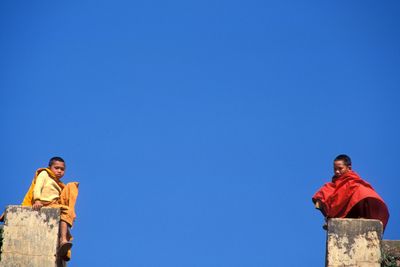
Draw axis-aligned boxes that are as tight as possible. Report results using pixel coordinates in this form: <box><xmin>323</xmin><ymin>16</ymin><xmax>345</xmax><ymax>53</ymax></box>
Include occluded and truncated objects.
<box><xmin>58</xmin><ymin>241</ymin><xmax>73</xmax><ymax>258</ymax></box>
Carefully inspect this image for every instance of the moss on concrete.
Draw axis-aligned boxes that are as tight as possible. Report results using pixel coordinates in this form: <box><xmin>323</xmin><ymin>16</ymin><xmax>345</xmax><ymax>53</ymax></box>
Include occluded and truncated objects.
<box><xmin>381</xmin><ymin>240</ymin><xmax>400</xmax><ymax>267</ymax></box>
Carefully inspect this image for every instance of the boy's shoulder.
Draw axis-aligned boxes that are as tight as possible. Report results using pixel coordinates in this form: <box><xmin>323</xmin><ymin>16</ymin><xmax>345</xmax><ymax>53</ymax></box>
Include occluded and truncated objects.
<box><xmin>36</xmin><ymin>168</ymin><xmax>56</xmax><ymax>179</ymax></box>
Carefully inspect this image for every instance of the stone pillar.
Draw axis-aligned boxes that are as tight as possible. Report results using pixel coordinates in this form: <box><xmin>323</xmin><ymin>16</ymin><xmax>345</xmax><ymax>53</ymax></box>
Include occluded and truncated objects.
<box><xmin>326</xmin><ymin>218</ymin><xmax>383</xmax><ymax>267</ymax></box>
<box><xmin>0</xmin><ymin>205</ymin><xmax>66</xmax><ymax>267</ymax></box>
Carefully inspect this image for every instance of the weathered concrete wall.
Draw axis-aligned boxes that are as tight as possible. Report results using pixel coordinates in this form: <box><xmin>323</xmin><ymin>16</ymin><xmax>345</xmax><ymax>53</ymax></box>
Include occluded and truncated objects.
<box><xmin>0</xmin><ymin>206</ymin><xmax>65</xmax><ymax>267</ymax></box>
<box><xmin>326</xmin><ymin>218</ymin><xmax>382</xmax><ymax>267</ymax></box>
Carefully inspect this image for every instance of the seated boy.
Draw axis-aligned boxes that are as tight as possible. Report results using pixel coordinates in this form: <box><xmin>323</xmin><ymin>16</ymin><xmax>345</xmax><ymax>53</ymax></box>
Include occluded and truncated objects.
<box><xmin>312</xmin><ymin>154</ymin><xmax>389</xmax><ymax>231</ymax></box>
<box><xmin>20</xmin><ymin>157</ymin><xmax>79</xmax><ymax>260</ymax></box>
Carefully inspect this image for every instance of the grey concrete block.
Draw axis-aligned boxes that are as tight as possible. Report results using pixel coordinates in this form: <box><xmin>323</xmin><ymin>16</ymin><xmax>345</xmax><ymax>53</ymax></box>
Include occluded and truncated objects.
<box><xmin>326</xmin><ymin>218</ymin><xmax>383</xmax><ymax>267</ymax></box>
<box><xmin>0</xmin><ymin>205</ymin><xmax>66</xmax><ymax>267</ymax></box>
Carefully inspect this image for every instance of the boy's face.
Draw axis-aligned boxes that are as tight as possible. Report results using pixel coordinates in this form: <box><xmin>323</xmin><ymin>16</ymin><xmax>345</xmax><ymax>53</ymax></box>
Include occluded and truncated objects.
<box><xmin>50</xmin><ymin>161</ymin><xmax>65</xmax><ymax>179</ymax></box>
<box><xmin>333</xmin><ymin>160</ymin><xmax>350</xmax><ymax>177</ymax></box>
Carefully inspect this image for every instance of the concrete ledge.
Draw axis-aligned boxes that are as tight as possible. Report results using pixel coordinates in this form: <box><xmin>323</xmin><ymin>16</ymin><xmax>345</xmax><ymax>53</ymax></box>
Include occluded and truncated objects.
<box><xmin>0</xmin><ymin>205</ymin><xmax>65</xmax><ymax>267</ymax></box>
<box><xmin>326</xmin><ymin>218</ymin><xmax>383</xmax><ymax>267</ymax></box>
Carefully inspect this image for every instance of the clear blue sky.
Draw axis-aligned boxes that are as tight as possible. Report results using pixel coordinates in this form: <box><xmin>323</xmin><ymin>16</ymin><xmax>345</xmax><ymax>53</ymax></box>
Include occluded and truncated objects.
<box><xmin>1</xmin><ymin>1</ymin><xmax>399</xmax><ymax>266</ymax></box>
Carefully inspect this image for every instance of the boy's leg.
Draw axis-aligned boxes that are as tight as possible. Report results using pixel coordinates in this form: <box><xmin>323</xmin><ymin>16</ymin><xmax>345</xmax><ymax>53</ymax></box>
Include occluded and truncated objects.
<box><xmin>60</xmin><ymin>220</ymin><xmax>69</xmax><ymax>244</ymax></box>
<box><xmin>58</xmin><ymin>220</ymin><xmax>73</xmax><ymax>258</ymax></box>
<box><xmin>59</xmin><ymin>182</ymin><xmax>79</xmax><ymax>227</ymax></box>
<box><xmin>57</xmin><ymin>183</ymin><xmax>78</xmax><ymax>260</ymax></box>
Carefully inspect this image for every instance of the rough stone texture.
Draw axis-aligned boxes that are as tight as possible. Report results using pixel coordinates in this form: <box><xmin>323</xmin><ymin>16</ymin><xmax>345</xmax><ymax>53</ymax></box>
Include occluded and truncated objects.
<box><xmin>381</xmin><ymin>240</ymin><xmax>400</xmax><ymax>267</ymax></box>
<box><xmin>0</xmin><ymin>205</ymin><xmax>66</xmax><ymax>267</ymax></box>
<box><xmin>326</xmin><ymin>218</ymin><xmax>383</xmax><ymax>267</ymax></box>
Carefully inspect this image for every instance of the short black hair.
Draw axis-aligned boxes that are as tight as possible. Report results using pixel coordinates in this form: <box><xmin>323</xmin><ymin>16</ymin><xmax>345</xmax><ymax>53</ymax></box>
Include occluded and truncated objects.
<box><xmin>48</xmin><ymin>156</ymin><xmax>65</xmax><ymax>167</ymax></box>
<box><xmin>334</xmin><ymin>154</ymin><xmax>352</xmax><ymax>166</ymax></box>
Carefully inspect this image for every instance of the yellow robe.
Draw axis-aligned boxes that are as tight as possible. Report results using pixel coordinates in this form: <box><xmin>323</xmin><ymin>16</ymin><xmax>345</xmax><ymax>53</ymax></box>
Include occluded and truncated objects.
<box><xmin>22</xmin><ymin>168</ymin><xmax>65</xmax><ymax>206</ymax></box>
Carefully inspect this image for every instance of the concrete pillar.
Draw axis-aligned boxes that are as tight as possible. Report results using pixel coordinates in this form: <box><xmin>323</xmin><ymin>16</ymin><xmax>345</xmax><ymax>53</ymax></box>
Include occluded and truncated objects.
<box><xmin>0</xmin><ymin>205</ymin><xmax>66</xmax><ymax>267</ymax></box>
<box><xmin>326</xmin><ymin>218</ymin><xmax>383</xmax><ymax>267</ymax></box>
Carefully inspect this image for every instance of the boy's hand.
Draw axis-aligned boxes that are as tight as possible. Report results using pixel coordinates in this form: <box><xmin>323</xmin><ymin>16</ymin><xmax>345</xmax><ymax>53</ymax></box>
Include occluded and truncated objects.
<box><xmin>33</xmin><ymin>200</ymin><xmax>43</xmax><ymax>210</ymax></box>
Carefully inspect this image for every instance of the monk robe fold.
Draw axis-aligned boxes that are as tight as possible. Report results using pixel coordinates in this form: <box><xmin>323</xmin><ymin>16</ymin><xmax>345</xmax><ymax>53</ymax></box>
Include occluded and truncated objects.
<box><xmin>312</xmin><ymin>170</ymin><xmax>389</xmax><ymax>230</ymax></box>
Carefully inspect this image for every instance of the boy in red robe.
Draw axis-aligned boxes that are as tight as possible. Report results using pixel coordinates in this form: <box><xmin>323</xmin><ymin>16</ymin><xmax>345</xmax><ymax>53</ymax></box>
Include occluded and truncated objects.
<box><xmin>312</xmin><ymin>154</ymin><xmax>389</xmax><ymax>230</ymax></box>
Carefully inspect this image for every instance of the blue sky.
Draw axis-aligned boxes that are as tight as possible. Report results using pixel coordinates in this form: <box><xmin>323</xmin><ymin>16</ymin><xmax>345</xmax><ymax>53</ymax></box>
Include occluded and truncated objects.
<box><xmin>1</xmin><ymin>1</ymin><xmax>399</xmax><ymax>266</ymax></box>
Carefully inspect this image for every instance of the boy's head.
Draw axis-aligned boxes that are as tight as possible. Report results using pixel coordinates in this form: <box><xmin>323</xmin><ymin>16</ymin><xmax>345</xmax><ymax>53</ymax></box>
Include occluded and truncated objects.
<box><xmin>48</xmin><ymin>156</ymin><xmax>66</xmax><ymax>179</ymax></box>
<box><xmin>333</xmin><ymin>154</ymin><xmax>352</xmax><ymax>177</ymax></box>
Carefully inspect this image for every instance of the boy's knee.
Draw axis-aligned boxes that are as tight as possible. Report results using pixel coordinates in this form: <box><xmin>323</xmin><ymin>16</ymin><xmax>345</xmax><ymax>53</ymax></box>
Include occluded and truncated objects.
<box><xmin>66</xmin><ymin>182</ymin><xmax>79</xmax><ymax>188</ymax></box>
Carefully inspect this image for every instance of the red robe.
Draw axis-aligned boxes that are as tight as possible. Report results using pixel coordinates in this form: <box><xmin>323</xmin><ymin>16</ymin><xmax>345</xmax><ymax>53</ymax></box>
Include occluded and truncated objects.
<box><xmin>312</xmin><ymin>170</ymin><xmax>389</xmax><ymax>230</ymax></box>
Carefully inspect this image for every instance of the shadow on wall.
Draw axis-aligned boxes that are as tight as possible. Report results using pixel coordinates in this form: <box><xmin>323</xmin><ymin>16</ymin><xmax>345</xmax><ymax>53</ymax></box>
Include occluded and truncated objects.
<box><xmin>0</xmin><ymin>224</ymin><xmax>3</xmax><ymax>261</ymax></box>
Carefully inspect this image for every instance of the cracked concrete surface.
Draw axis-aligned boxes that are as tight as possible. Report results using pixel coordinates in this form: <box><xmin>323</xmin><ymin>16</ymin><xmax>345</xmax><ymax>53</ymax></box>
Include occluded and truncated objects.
<box><xmin>326</xmin><ymin>218</ymin><xmax>382</xmax><ymax>267</ymax></box>
<box><xmin>0</xmin><ymin>206</ymin><xmax>62</xmax><ymax>267</ymax></box>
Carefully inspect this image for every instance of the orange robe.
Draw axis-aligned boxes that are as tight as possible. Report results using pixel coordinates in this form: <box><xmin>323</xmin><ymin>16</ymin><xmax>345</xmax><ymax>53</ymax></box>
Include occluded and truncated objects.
<box><xmin>312</xmin><ymin>170</ymin><xmax>389</xmax><ymax>230</ymax></box>
<box><xmin>22</xmin><ymin>168</ymin><xmax>78</xmax><ymax>227</ymax></box>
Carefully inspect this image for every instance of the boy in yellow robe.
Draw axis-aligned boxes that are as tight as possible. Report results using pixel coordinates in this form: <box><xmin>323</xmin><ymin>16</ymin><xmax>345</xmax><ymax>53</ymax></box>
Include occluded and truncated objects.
<box><xmin>1</xmin><ymin>157</ymin><xmax>79</xmax><ymax>260</ymax></box>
